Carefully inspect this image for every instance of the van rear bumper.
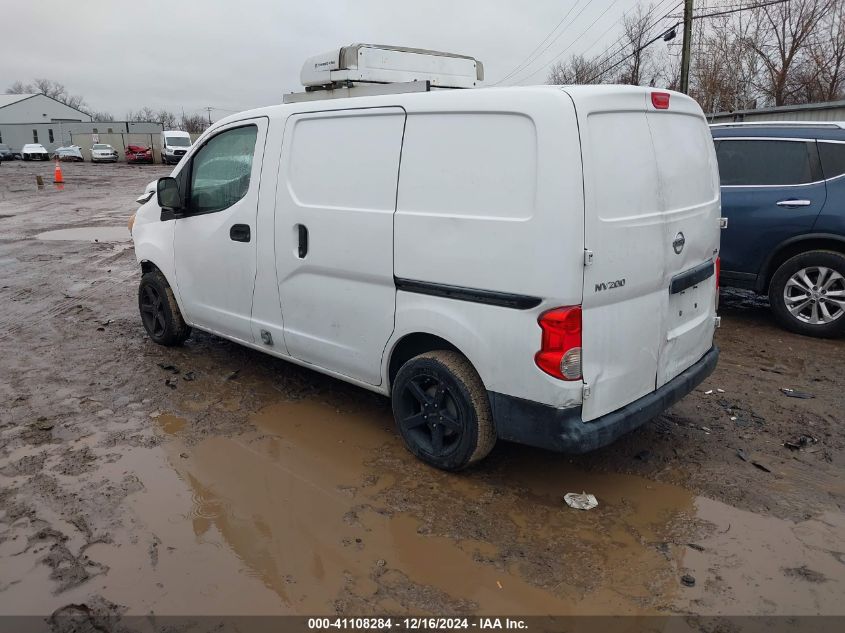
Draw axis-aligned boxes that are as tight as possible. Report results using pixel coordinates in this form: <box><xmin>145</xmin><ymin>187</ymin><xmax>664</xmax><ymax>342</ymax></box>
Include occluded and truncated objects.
<box><xmin>489</xmin><ymin>346</ymin><xmax>719</xmax><ymax>453</ymax></box>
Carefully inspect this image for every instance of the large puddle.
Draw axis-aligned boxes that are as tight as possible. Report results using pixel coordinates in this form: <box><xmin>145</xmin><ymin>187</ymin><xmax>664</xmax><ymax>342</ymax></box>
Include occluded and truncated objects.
<box><xmin>4</xmin><ymin>398</ymin><xmax>844</xmax><ymax>616</ymax></box>
<box><xmin>36</xmin><ymin>226</ymin><xmax>130</xmax><ymax>242</ymax></box>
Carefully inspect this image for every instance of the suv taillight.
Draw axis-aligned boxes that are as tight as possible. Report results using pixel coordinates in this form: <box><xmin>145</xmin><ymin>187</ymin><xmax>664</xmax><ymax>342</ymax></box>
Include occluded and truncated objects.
<box><xmin>535</xmin><ymin>306</ymin><xmax>582</xmax><ymax>381</ymax></box>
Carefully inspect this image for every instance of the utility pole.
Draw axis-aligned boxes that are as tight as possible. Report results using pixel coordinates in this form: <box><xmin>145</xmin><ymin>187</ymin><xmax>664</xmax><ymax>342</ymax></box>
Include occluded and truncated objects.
<box><xmin>205</xmin><ymin>107</ymin><xmax>213</xmax><ymax>126</ymax></box>
<box><xmin>679</xmin><ymin>0</ymin><xmax>694</xmax><ymax>93</ymax></box>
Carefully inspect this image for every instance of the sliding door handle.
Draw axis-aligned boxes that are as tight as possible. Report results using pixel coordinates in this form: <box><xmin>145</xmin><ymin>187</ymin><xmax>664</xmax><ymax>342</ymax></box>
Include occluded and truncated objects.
<box><xmin>229</xmin><ymin>224</ymin><xmax>251</xmax><ymax>242</ymax></box>
<box><xmin>776</xmin><ymin>199</ymin><xmax>812</xmax><ymax>207</ymax></box>
<box><xmin>297</xmin><ymin>224</ymin><xmax>309</xmax><ymax>258</ymax></box>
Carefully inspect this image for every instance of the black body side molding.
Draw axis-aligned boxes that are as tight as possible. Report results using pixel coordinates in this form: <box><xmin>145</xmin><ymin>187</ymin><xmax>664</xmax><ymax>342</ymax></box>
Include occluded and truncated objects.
<box><xmin>394</xmin><ymin>278</ymin><xmax>542</xmax><ymax>310</ymax></box>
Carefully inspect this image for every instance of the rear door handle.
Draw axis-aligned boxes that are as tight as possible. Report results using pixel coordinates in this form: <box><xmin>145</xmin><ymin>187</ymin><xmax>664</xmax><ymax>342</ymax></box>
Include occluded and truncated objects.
<box><xmin>229</xmin><ymin>224</ymin><xmax>251</xmax><ymax>242</ymax></box>
<box><xmin>297</xmin><ymin>224</ymin><xmax>308</xmax><ymax>258</ymax></box>
<box><xmin>776</xmin><ymin>199</ymin><xmax>812</xmax><ymax>207</ymax></box>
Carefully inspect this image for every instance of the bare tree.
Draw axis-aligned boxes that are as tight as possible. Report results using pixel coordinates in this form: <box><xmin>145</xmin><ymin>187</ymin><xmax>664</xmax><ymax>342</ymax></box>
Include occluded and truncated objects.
<box><xmin>615</xmin><ymin>4</ymin><xmax>662</xmax><ymax>86</ymax></box>
<box><xmin>547</xmin><ymin>54</ymin><xmax>606</xmax><ymax>84</ymax></box>
<box><xmin>747</xmin><ymin>0</ymin><xmax>833</xmax><ymax>106</ymax></box>
<box><xmin>127</xmin><ymin>107</ymin><xmax>163</xmax><ymax>123</ymax></box>
<box><xmin>5</xmin><ymin>78</ymin><xmax>88</xmax><ymax>111</ymax></box>
<box><xmin>156</xmin><ymin>109</ymin><xmax>178</xmax><ymax>129</ymax></box>
<box><xmin>689</xmin><ymin>13</ymin><xmax>760</xmax><ymax>114</ymax></box>
<box><xmin>796</xmin><ymin>2</ymin><xmax>845</xmax><ymax>102</ymax></box>
<box><xmin>6</xmin><ymin>81</ymin><xmax>29</xmax><ymax>94</ymax></box>
<box><xmin>89</xmin><ymin>111</ymin><xmax>115</xmax><ymax>122</ymax></box>
<box><xmin>180</xmin><ymin>114</ymin><xmax>209</xmax><ymax>134</ymax></box>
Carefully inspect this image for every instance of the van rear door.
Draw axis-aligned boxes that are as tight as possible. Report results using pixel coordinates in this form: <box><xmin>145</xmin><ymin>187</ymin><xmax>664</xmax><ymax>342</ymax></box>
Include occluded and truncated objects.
<box><xmin>565</xmin><ymin>87</ymin><xmax>720</xmax><ymax>421</ymax></box>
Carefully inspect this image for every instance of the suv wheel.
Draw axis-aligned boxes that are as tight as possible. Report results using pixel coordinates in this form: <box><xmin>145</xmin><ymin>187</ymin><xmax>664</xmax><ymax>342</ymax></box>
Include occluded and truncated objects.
<box><xmin>391</xmin><ymin>350</ymin><xmax>496</xmax><ymax>471</ymax></box>
<box><xmin>138</xmin><ymin>270</ymin><xmax>191</xmax><ymax>346</ymax></box>
<box><xmin>769</xmin><ymin>250</ymin><xmax>845</xmax><ymax>338</ymax></box>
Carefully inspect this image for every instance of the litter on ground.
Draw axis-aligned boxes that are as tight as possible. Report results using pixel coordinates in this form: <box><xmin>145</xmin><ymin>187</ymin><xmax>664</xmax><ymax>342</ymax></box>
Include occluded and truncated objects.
<box><xmin>564</xmin><ymin>492</ymin><xmax>598</xmax><ymax>510</ymax></box>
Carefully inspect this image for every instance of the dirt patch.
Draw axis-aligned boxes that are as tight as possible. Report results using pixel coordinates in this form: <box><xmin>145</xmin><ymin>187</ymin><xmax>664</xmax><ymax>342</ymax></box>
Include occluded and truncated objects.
<box><xmin>0</xmin><ymin>160</ymin><xmax>844</xmax><ymax>618</ymax></box>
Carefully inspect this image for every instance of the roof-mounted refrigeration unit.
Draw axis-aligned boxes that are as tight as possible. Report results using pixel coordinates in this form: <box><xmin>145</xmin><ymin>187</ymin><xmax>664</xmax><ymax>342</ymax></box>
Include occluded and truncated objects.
<box><xmin>283</xmin><ymin>44</ymin><xmax>484</xmax><ymax>103</ymax></box>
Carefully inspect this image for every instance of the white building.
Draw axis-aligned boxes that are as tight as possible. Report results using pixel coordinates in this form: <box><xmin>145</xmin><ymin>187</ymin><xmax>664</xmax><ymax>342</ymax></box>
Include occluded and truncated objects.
<box><xmin>0</xmin><ymin>93</ymin><xmax>92</xmax><ymax>125</ymax></box>
<box><xmin>0</xmin><ymin>93</ymin><xmax>161</xmax><ymax>154</ymax></box>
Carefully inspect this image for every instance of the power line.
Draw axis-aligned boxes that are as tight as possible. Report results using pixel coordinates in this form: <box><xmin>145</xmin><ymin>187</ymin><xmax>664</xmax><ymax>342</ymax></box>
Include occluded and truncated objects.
<box><xmin>668</xmin><ymin>0</ymin><xmax>789</xmax><ymax>19</ymax></box>
<box><xmin>491</xmin><ymin>0</ymin><xmax>586</xmax><ymax>86</ymax></box>
<box><xmin>584</xmin><ymin>19</ymin><xmax>680</xmax><ymax>83</ymax></box>
<box><xmin>581</xmin><ymin>0</ymin><xmax>683</xmax><ymax>84</ymax></box>
<box><xmin>667</xmin><ymin>0</ymin><xmax>789</xmax><ymax>19</ymax></box>
<box><xmin>579</xmin><ymin>0</ymin><xmax>674</xmax><ymax>59</ymax></box>
<box><xmin>514</xmin><ymin>0</ymin><xmax>627</xmax><ymax>84</ymax></box>
<box><xmin>500</xmin><ymin>0</ymin><xmax>602</xmax><ymax>85</ymax></box>
<box><xmin>586</xmin><ymin>0</ymin><xmax>681</xmax><ymax>75</ymax></box>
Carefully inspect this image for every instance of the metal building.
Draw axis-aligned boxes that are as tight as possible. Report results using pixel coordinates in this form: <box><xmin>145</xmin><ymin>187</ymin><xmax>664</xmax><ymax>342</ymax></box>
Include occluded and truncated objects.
<box><xmin>0</xmin><ymin>93</ymin><xmax>92</xmax><ymax>125</ymax></box>
<box><xmin>0</xmin><ymin>93</ymin><xmax>161</xmax><ymax>155</ymax></box>
<box><xmin>709</xmin><ymin>99</ymin><xmax>845</xmax><ymax>124</ymax></box>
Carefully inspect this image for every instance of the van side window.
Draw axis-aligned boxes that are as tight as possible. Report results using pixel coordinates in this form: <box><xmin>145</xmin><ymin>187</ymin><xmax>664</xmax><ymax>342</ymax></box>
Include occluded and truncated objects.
<box><xmin>189</xmin><ymin>125</ymin><xmax>257</xmax><ymax>214</ymax></box>
<box><xmin>716</xmin><ymin>140</ymin><xmax>815</xmax><ymax>186</ymax></box>
<box><xmin>818</xmin><ymin>142</ymin><xmax>845</xmax><ymax>180</ymax></box>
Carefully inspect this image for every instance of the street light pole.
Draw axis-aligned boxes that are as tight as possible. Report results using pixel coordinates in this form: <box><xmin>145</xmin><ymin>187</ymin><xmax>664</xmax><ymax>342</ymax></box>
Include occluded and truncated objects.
<box><xmin>680</xmin><ymin>0</ymin><xmax>694</xmax><ymax>93</ymax></box>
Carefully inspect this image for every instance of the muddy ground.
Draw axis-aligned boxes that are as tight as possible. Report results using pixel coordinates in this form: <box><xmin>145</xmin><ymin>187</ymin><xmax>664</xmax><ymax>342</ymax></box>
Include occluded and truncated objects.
<box><xmin>1</xmin><ymin>160</ymin><xmax>844</xmax><ymax>622</ymax></box>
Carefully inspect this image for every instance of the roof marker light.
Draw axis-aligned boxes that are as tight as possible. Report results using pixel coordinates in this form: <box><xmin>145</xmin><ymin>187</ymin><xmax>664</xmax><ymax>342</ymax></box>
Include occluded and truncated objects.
<box><xmin>651</xmin><ymin>92</ymin><xmax>670</xmax><ymax>109</ymax></box>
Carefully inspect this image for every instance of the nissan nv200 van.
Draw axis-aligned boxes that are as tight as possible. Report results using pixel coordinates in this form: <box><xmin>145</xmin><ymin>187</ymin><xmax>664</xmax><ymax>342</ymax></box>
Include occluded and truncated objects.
<box><xmin>131</xmin><ymin>84</ymin><xmax>721</xmax><ymax>470</ymax></box>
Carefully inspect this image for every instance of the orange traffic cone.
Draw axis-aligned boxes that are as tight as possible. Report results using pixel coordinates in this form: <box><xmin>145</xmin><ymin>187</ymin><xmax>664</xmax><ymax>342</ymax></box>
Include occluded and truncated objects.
<box><xmin>53</xmin><ymin>159</ymin><xmax>64</xmax><ymax>184</ymax></box>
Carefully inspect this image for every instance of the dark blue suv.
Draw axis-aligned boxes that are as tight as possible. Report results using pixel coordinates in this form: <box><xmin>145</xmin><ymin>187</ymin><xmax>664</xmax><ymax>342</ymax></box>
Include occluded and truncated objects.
<box><xmin>711</xmin><ymin>122</ymin><xmax>845</xmax><ymax>337</ymax></box>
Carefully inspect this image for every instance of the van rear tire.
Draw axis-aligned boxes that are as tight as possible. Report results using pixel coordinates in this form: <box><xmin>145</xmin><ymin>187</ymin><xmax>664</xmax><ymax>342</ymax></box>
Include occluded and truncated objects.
<box><xmin>768</xmin><ymin>250</ymin><xmax>845</xmax><ymax>338</ymax></box>
<box><xmin>391</xmin><ymin>350</ymin><xmax>496</xmax><ymax>471</ymax></box>
<box><xmin>138</xmin><ymin>271</ymin><xmax>191</xmax><ymax>346</ymax></box>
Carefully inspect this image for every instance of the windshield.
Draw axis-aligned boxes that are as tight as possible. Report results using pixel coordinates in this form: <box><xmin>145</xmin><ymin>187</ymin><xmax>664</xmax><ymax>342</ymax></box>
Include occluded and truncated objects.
<box><xmin>166</xmin><ymin>137</ymin><xmax>191</xmax><ymax>147</ymax></box>
<box><xmin>93</xmin><ymin>144</ymin><xmax>111</xmax><ymax>150</ymax></box>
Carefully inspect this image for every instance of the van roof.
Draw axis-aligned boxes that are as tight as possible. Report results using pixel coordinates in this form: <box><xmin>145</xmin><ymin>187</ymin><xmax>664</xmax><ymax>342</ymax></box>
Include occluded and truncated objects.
<box><xmin>212</xmin><ymin>85</ymin><xmax>701</xmax><ymax>129</ymax></box>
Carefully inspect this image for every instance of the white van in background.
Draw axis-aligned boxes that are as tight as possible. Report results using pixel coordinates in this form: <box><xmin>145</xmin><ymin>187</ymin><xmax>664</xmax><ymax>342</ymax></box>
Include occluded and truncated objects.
<box><xmin>160</xmin><ymin>130</ymin><xmax>192</xmax><ymax>165</ymax></box>
<box><xmin>131</xmin><ymin>83</ymin><xmax>721</xmax><ymax>471</ymax></box>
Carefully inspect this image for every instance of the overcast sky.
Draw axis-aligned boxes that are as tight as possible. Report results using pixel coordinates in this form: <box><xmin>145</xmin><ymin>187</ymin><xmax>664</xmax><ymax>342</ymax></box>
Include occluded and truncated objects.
<box><xmin>1</xmin><ymin>0</ymin><xmax>675</xmax><ymax>122</ymax></box>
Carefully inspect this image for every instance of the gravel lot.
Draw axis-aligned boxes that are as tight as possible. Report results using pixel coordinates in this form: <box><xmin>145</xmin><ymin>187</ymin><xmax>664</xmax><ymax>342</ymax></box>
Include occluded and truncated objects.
<box><xmin>1</xmin><ymin>160</ymin><xmax>844</xmax><ymax>621</ymax></box>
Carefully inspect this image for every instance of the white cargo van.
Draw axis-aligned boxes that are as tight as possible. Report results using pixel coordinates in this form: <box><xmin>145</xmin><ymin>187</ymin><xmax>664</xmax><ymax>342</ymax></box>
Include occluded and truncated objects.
<box><xmin>160</xmin><ymin>130</ymin><xmax>192</xmax><ymax>165</ymax></box>
<box><xmin>131</xmin><ymin>83</ymin><xmax>721</xmax><ymax>470</ymax></box>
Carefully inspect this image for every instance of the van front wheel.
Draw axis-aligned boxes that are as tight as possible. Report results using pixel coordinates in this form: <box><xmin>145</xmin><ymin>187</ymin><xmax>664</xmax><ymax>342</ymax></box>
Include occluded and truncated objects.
<box><xmin>138</xmin><ymin>271</ymin><xmax>191</xmax><ymax>346</ymax></box>
<box><xmin>391</xmin><ymin>351</ymin><xmax>496</xmax><ymax>471</ymax></box>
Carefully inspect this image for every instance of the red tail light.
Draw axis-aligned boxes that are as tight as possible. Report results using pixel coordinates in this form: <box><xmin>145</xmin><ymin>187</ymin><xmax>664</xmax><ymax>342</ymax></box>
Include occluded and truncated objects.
<box><xmin>651</xmin><ymin>92</ymin><xmax>670</xmax><ymax>109</ymax></box>
<box><xmin>535</xmin><ymin>306</ymin><xmax>582</xmax><ymax>381</ymax></box>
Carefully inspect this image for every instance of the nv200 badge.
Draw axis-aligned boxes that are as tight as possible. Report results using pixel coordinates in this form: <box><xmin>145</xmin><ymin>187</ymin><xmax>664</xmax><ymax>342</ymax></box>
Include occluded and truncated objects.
<box><xmin>594</xmin><ymin>279</ymin><xmax>626</xmax><ymax>292</ymax></box>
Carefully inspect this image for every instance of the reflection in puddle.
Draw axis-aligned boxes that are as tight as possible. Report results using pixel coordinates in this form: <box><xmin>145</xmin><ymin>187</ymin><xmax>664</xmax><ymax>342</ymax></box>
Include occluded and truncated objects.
<box><xmin>133</xmin><ymin>398</ymin><xmax>845</xmax><ymax>615</ymax></box>
<box><xmin>36</xmin><ymin>226</ymin><xmax>130</xmax><ymax>242</ymax></box>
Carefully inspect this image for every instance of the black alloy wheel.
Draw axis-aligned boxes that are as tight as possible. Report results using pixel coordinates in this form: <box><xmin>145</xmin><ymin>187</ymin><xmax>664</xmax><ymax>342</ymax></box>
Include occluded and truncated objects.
<box><xmin>391</xmin><ymin>351</ymin><xmax>496</xmax><ymax>470</ymax></box>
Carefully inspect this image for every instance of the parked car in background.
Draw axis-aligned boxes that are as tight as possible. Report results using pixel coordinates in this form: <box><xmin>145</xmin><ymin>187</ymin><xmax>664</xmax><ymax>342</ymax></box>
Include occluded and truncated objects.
<box><xmin>0</xmin><ymin>144</ymin><xmax>14</xmax><ymax>161</ymax></box>
<box><xmin>21</xmin><ymin>144</ymin><xmax>50</xmax><ymax>161</ymax></box>
<box><xmin>90</xmin><ymin>143</ymin><xmax>118</xmax><ymax>163</ymax></box>
<box><xmin>53</xmin><ymin>145</ymin><xmax>84</xmax><ymax>162</ymax></box>
<box><xmin>711</xmin><ymin>122</ymin><xmax>845</xmax><ymax>337</ymax></box>
<box><xmin>160</xmin><ymin>130</ymin><xmax>192</xmax><ymax>164</ymax></box>
<box><xmin>125</xmin><ymin>145</ymin><xmax>153</xmax><ymax>164</ymax></box>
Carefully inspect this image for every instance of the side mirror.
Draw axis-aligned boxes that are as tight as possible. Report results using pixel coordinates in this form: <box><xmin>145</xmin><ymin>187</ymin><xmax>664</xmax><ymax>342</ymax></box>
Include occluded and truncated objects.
<box><xmin>157</xmin><ymin>177</ymin><xmax>183</xmax><ymax>212</ymax></box>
